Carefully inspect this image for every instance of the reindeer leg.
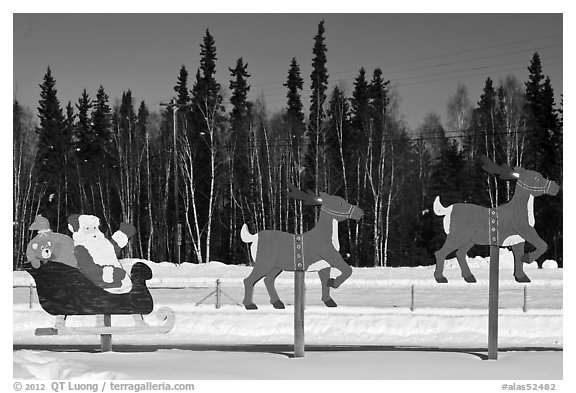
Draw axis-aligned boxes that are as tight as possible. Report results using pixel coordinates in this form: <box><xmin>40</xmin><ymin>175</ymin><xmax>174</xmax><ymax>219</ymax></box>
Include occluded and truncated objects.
<box><xmin>456</xmin><ymin>241</ymin><xmax>476</xmax><ymax>283</ymax></box>
<box><xmin>519</xmin><ymin>227</ymin><xmax>548</xmax><ymax>264</ymax></box>
<box><xmin>318</xmin><ymin>267</ymin><xmax>337</xmax><ymax>307</ymax></box>
<box><xmin>434</xmin><ymin>243</ymin><xmax>454</xmax><ymax>283</ymax></box>
<box><xmin>326</xmin><ymin>250</ymin><xmax>352</xmax><ymax>289</ymax></box>
<box><xmin>243</xmin><ymin>264</ymin><xmax>269</xmax><ymax>310</ymax></box>
<box><xmin>264</xmin><ymin>267</ymin><xmax>285</xmax><ymax>309</ymax></box>
<box><xmin>511</xmin><ymin>242</ymin><xmax>531</xmax><ymax>283</ymax></box>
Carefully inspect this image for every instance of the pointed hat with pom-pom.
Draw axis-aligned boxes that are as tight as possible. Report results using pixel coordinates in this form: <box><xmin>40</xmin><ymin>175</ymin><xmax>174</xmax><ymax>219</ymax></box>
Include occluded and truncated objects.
<box><xmin>29</xmin><ymin>215</ymin><xmax>51</xmax><ymax>231</ymax></box>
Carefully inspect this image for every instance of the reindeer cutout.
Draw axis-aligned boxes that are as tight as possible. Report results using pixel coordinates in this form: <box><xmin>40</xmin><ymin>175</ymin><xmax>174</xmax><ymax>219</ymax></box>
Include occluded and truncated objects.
<box><xmin>241</xmin><ymin>185</ymin><xmax>364</xmax><ymax>310</ymax></box>
<box><xmin>433</xmin><ymin>155</ymin><xmax>560</xmax><ymax>284</ymax></box>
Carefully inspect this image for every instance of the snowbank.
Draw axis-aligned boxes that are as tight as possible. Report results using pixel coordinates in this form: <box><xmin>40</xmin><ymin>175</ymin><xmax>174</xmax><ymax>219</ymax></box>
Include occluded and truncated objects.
<box><xmin>13</xmin><ymin>305</ymin><xmax>562</xmax><ymax>348</ymax></box>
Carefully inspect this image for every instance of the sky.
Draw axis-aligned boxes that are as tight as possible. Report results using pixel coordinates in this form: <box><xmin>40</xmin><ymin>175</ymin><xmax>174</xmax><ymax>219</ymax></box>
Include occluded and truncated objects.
<box><xmin>13</xmin><ymin>13</ymin><xmax>563</xmax><ymax>132</ymax></box>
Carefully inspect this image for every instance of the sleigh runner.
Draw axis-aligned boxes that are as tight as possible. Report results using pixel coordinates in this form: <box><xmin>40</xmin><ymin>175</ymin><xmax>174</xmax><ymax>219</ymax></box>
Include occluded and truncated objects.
<box><xmin>34</xmin><ymin>308</ymin><xmax>175</xmax><ymax>336</ymax></box>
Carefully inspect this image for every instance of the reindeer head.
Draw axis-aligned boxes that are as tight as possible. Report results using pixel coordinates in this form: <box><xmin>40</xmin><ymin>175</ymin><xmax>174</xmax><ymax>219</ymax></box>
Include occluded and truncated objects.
<box><xmin>288</xmin><ymin>184</ymin><xmax>364</xmax><ymax>221</ymax></box>
<box><xmin>480</xmin><ymin>155</ymin><xmax>560</xmax><ymax>197</ymax></box>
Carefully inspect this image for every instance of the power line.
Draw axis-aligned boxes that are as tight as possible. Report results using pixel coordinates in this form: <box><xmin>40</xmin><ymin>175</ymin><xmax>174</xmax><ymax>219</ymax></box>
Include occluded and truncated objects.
<box><xmin>250</xmin><ymin>44</ymin><xmax>561</xmax><ymax>96</ymax></box>
<box><xmin>250</xmin><ymin>33</ymin><xmax>561</xmax><ymax>88</ymax></box>
<box><xmin>247</xmin><ymin>59</ymin><xmax>562</xmax><ymax>107</ymax></box>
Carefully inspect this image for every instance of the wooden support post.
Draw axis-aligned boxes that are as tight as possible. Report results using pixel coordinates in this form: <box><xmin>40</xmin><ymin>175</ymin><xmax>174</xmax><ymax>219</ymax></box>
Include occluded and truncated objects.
<box><xmin>488</xmin><ymin>245</ymin><xmax>499</xmax><ymax>360</ymax></box>
<box><xmin>294</xmin><ymin>270</ymin><xmax>305</xmax><ymax>358</ymax></box>
<box><xmin>101</xmin><ymin>314</ymin><xmax>112</xmax><ymax>352</ymax></box>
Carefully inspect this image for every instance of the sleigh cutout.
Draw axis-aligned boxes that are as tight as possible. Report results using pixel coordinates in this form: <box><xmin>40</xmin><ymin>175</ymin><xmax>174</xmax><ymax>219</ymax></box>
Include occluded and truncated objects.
<box><xmin>26</xmin><ymin>261</ymin><xmax>175</xmax><ymax>336</ymax></box>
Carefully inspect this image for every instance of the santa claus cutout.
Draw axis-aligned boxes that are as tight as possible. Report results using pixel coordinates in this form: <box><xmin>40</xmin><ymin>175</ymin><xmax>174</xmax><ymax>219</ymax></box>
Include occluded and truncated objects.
<box><xmin>68</xmin><ymin>214</ymin><xmax>135</xmax><ymax>294</ymax></box>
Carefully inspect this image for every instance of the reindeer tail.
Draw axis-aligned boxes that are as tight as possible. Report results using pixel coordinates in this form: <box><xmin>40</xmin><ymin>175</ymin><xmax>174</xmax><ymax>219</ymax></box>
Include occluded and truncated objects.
<box><xmin>433</xmin><ymin>196</ymin><xmax>453</xmax><ymax>234</ymax></box>
<box><xmin>240</xmin><ymin>224</ymin><xmax>259</xmax><ymax>262</ymax></box>
<box><xmin>240</xmin><ymin>224</ymin><xmax>257</xmax><ymax>243</ymax></box>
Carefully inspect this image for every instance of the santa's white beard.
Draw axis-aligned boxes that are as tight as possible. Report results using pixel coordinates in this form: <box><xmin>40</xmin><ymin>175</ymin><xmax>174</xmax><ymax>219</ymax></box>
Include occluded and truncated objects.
<box><xmin>73</xmin><ymin>232</ymin><xmax>120</xmax><ymax>268</ymax></box>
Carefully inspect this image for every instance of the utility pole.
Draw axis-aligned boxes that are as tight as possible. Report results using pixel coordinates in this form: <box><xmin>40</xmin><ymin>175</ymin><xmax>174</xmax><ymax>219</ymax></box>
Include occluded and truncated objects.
<box><xmin>160</xmin><ymin>99</ymin><xmax>190</xmax><ymax>266</ymax></box>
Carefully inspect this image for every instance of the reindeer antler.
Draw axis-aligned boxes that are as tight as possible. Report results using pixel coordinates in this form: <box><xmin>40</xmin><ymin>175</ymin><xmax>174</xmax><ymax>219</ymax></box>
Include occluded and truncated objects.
<box><xmin>287</xmin><ymin>184</ymin><xmax>323</xmax><ymax>205</ymax></box>
<box><xmin>480</xmin><ymin>155</ymin><xmax>518</xmax><ymax>180</ymax></box>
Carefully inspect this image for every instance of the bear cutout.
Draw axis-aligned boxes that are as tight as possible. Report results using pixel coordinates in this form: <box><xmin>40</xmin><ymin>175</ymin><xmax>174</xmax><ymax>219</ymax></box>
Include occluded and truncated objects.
<box><xmin>26</xmin><ymin>215</ymin><xmax>77</xmax><ymax>269</ymax></box>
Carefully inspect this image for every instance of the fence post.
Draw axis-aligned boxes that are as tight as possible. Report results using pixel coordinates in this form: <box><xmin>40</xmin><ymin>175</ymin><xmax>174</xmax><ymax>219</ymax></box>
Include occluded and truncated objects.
<box><xmin>522</xmin><ymin>285</ymin><xmax>528</xmax><ymax>313</ymax></box>
<box><xmin>410</xmin><ymin>284</ymin><xmax>415</xmax><ymax>311</ymax></box>
<box><xmin>215</xmin><ymin>279</ymin><xmax>221</xmax><ymax>309</ymax></box>
<box><xmin>29</xmin><ymin>284</ymin><xmax>33</xmax><ymax>309</ymax></box>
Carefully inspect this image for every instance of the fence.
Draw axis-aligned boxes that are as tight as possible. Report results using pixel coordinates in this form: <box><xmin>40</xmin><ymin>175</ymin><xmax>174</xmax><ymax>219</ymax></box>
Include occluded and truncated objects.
<box><xmin>14</xmin><ymin>280</ymin><xmax>563</xmax><ymax>311</ymax></box>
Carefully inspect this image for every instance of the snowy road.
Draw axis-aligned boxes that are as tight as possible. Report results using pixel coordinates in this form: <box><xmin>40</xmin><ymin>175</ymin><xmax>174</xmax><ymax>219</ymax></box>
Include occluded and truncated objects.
<box><xmin>14</xmin><ymin>347</ymin><xmax>562</xmax><ymax>380</ymax></box>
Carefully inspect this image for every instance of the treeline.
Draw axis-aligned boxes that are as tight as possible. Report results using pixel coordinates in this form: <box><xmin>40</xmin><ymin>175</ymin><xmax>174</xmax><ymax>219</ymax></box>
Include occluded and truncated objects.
<box><xmin>13</xmin><ymin>22</ymin><xmax>563</xmax><ymax>270</ymax></box>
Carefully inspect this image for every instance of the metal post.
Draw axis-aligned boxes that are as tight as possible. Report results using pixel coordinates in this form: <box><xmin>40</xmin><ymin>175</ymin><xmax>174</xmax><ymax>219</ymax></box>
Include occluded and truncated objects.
<box><xmin>488</xmin><ymin>245</ymin><xmax>499</xmax><ymax>360</ymax></box>
<box><xmin>215</xmin><ymin>279</ymin><xmax>221</xmax><ymax>309</ymax></box>
<box><xmin>523</xmin><ymin>285</ymin><xmax>528</xmax><ymax>313</ymax></box>
<box><xmin>101</xmin><ymin>314</ymin><xmax>112</xmax><ymax>352</ymax></box>
<box><xmin>294</xmin><ymin>270</ymin><xmax>305</xmax><ymax>358</ymax></box>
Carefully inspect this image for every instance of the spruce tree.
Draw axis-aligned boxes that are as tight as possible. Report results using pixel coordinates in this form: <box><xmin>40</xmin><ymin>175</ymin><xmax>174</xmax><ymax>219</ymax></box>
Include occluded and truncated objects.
<box><xmin>476</xmin><ymin>77</ymin><xmax>502</xmax><ymax>206</ymax></box>
<box><xmin>305</xmin><ymin>20</ymin><xmax>329</xmax><ymax>194</ymax></box>
<box><xmin>229</xmin><ymin>58</ymin><xmax>251</xmax><ymax>142</ymax></box>
<box><xmin>75</xmin><ymin>89</ymin><xmax>93</xmax><ymax>163</ymax></box>
<box><xmin>35</xmin><ymin>67</ymin><xmax>67</xmax><ymax>224</ymax></box>
<box><xmin>174</xmin><ymin>65</ymin><xmax>191</xmax><ymax>106</ymax></box>
<box><xmin>89</xmin><ymin>85</ymin><xmax>114</xmax><ymax>225</ymax></box>
<box><xmin>91</xmin><ymin>85</ymin><xmax>113</xmax><ymax>164</ymax></box>
<box><xmin>351</xmin><ymin>68</ymin><xmax>370</xmax><ymax>136</ymax></box>
<box><xmin>524</xmin><ymin>52</ymin><xmax>545</xmax><ymax>169</ymax></box>
<box><xmin>282</xmin><ymin>57</ymin><xmax>307</xmax><ymax>234</ymax></box>
<box><xmin>369</xmin><ymin>68</ymin><xmax>390</xmax><ymax>136</ymax></box>
<box><xmin>523</xmin><ymin>53</ymin><xmax>562</xmax><ymax>265</ymax></box>
<box><xmin>173</xmin><ymin>65</ymin><xmax>192</xmax><ymax>141</ymax></box>
<box><xmin>136</xmin><ymin>101</ymin><xmax>149</xmax><ymax>137</ymax></box>
<box><xmin>369</xmin><ymin>68</ymin><xmax>391</xmax><ymax>179</ymax></box>
<box><xmin>228</xmin><ymin>57</ymin><xmax>251</xmax><ymax>264</ymax></box>
<box><xmin>284</xmin><ymin>58</ymin><xmax>306</xmax><ymax>146</ymax></box>
<box><xmin>188</xmin><ymin>29</ymin><xmax>223</xmax><ymax>264</ymax></box>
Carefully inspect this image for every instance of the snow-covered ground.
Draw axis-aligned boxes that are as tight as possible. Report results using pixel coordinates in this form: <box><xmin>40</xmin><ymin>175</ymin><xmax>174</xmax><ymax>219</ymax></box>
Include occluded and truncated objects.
<box><xmin>13</xmin><ymin>348</ymin><xmax>562</xmax><ymax>380</ymax></box>
<box><xmin>13</xmin><ymin>252</ymin><xmax>564</xmax><ymax>382</ymax></box>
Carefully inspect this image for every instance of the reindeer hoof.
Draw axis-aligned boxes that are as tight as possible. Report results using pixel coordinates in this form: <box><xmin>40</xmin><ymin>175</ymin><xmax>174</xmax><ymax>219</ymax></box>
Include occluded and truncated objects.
<box><xmin>323</xmin><ymin>299</ymin><xmax>338</xmax><ymax>308</ymax></box>
<box><xmin>244</xmin><ymin>303</ymin><xmax>258</xmax><ymax>310</ymax></box>
<box><xmin>463</xmin><ymin>275</ymin><xmax>477</xmax><ymax>283</ymax></box>
<box><xmin>515</xmin><ymin>275</ymin><xmax>531</xmax><ymax>283</ymax></box>
<box><xmin>434</xmin><ymin>276</ymin><xmax>448</xmax><ymax>283</ymax></box>
<box><xmin>272</xmin><ymin>300</ymin><xmax>285</xmax><ymax>309</ymax></box>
